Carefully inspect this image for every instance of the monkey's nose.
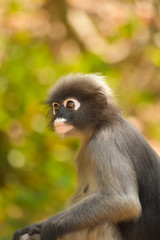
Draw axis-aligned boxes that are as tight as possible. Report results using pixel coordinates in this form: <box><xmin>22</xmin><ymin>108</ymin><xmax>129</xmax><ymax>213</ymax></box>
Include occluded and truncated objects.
<box><xmin>57</xmin><ymin>108</ymin><xmax>64</xmax><ymax>118</ymax></box>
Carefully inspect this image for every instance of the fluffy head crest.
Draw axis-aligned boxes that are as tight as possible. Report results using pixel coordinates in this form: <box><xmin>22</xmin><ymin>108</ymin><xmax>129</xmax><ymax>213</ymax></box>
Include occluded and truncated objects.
<box><xmin>48</xmin><ymin>73</ymin><xmax>114</xmax><ymax>104</ymax></box>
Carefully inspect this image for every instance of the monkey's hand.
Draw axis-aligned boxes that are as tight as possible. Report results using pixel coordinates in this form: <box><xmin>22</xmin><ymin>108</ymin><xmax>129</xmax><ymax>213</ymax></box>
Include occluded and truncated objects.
<box><xmin>20</xmin><ymin>233</ymin><xmax>40</xmax><ymax>240</ymax></box>
<box><xmin>13</xmin><ymin>224</ymin><xmax>42</xmax><ymax>240</ymax></box>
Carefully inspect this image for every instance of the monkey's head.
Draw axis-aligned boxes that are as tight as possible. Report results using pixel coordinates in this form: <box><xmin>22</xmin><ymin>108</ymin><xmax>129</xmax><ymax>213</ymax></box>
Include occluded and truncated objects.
<box><xmin>46</xmin><ymin>74</ymin><xmax>117</xmax><ymax>137</ymax></box>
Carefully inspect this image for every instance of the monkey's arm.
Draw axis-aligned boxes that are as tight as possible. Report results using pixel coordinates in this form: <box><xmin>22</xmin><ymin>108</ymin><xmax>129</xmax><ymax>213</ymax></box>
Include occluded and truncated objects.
<box><xmin>41</xmin><ymin>193</ymin><xmax>140</xmax><ymax>240</ymax></box>
<box><xmin>40</xmin><ymin>151</ymin><xmax>141</xmax><ymax>240</ymax></box>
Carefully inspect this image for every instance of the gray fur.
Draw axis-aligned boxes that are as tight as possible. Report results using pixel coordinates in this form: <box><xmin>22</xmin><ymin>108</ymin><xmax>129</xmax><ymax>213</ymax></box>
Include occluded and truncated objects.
<box><xmin>13</xmin><ymin>74</ymin><xmax>160</xmax><ymax>240</ymax></box>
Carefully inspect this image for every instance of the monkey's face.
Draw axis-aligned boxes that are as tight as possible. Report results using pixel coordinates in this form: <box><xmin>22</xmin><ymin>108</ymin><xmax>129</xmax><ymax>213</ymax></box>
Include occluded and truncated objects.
<box><xmin>48</xmin><ymin>92</ymin><xmax>108</xmax><ymax>137</ymax></box>
<box><xmin>52</xmin><ymin>98</ymin><xmax>81</xmax><ymax>136</ymax></box>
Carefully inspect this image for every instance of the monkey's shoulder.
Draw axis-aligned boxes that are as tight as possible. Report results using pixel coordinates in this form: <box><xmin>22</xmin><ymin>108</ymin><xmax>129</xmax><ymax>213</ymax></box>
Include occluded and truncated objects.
<box><xmin>88</xmin><ymin>117</ymin><xmax>160</xmax><ymax>164</ymax></box>
<box><xmin>116</xmin><ymin>119</ymin><xmax>160</xmax><ymax>160</ymax></box>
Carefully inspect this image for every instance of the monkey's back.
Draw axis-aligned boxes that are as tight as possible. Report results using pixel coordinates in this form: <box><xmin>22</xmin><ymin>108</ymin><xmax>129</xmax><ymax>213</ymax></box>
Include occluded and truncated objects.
<box><xmin>116</xmin><ymin>119</ymin><xmax>160</xmax><ymax>240</ymax></box>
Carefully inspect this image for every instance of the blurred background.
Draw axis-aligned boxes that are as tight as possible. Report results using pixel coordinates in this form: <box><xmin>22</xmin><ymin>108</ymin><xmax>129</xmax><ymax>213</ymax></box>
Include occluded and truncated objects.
<box><xmin>0</xmin><ymin>0</ymin><xmax>160</xmax><ymax>239</ymax></box>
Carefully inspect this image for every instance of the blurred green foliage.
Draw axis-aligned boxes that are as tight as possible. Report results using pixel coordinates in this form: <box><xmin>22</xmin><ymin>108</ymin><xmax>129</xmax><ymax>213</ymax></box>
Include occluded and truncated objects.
<box><xmin>0</xmin><ymin>0</ymin><xmax>160</xmax><ymax>239</ymax></box>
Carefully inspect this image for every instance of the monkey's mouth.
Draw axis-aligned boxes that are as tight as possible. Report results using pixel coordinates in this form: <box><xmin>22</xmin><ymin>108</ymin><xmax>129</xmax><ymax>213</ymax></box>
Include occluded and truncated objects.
<box><xmin>54</xmin><ymin>122</ymin><xmax>74</xmax><ymax>135</ymax></box>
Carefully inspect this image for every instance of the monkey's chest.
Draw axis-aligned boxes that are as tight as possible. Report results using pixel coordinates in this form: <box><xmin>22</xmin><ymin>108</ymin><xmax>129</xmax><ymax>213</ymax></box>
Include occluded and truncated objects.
<box><xmin>80</xmin><ymin>170</ymin><xmax>98</xmax><ymax>191</ymax></box>
<box><xmin>73</xmin><ymin>151</ymin><xmax>99</xmax><ymax>203</ymax></box>
<box><xmin>71</xmin><ymin>169</ymin><xmax>98</xmax><ymax>204</ymax></box>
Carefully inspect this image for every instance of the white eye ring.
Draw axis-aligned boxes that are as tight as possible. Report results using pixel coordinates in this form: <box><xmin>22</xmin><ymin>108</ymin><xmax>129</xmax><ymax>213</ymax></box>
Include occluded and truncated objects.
<box><xmin>63</xmin><ymin>98</ymin><xmax>80</xmax><ymax>110</ymax></box>
<box><xmin>52</xmin><ymin>102</ymin><xmax>60</xmax><ymax>115</ymax></box>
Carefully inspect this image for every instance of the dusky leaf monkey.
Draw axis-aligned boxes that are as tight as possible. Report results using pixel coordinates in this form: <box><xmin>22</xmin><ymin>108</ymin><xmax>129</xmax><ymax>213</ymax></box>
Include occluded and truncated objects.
<box><xmin>13</xmin><ymin>74</ymin><xmax>160</xmax><ymax>240</ymax></box>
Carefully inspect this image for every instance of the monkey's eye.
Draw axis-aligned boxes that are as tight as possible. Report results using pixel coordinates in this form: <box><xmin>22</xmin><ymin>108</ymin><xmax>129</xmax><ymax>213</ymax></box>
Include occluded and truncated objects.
<box><xmin>52</xmin><ymin>102</ymin><xmax>60</xmax><ymax>115</ymax></box>
<box><xmin>63</xmin><ymin>98</ymin><xmax>80</xmax><ymax>110</ymax></box>
<box><xmin>66</xmin><ymin>100</ymin><xmax>74</xmax><ymax>109</ymax></box>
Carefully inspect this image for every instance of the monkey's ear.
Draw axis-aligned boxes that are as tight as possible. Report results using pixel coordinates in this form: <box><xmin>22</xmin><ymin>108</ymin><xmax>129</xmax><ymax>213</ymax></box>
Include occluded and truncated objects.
<box><xmin>97</xmin><ymin>91</ymin><xmax>107</xmax><ymax>104</ymax></box>
<box><xmin>98</xmin><ymin>91</ymin><xmax>105</xmax><ymax>96</ymax></box>
<box><xmin>98</xmin><ymin>91</ymin><xmax>104</xmax><ymax>95</ymax></box>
